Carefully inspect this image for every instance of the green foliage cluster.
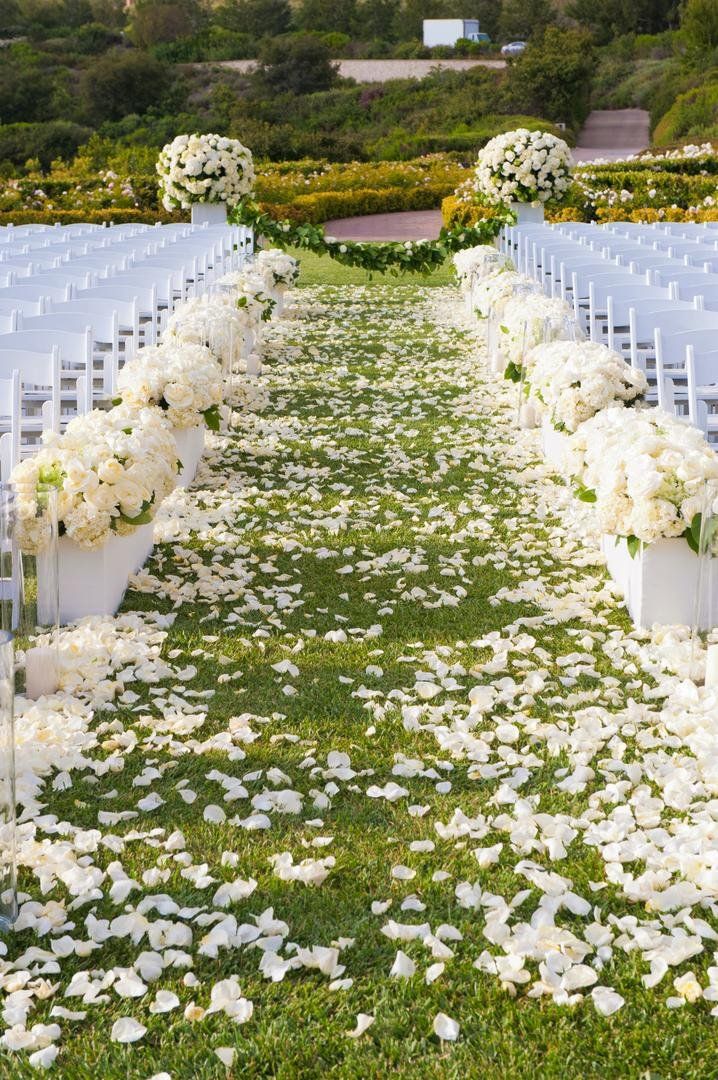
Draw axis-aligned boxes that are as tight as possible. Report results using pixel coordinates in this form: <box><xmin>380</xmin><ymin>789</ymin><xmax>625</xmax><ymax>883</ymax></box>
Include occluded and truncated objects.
<box><xmin>231</xmin><ymin>196</ymin><xmax>506</xmax><ymax>274</ymax></box>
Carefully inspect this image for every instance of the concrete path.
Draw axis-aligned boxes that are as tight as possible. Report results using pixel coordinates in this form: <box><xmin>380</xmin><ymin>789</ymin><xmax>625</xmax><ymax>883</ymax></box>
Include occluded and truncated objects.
<box><xmin>205</xmin><ymin>58</ymin><xmax>505</xmax><ymax>82</ymax></box>
<box><xmin>572</xmin><ymin>108</ymin><xmax>650</xmax><ymax>162</ymax></box>
<box><xmin>323</xmin><ymin>209</ymin><xmax>444</xmax><ymax>242</ymax></box>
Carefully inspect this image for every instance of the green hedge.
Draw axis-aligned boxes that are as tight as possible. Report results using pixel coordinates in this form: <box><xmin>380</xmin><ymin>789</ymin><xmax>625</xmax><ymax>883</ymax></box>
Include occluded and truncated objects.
<box><xmin>260</xmin><ymin>183</ymin><xmax>455</xmax><ymax>224</ymax></box>
<box><xmin>0</xmin><ymin>208</ymin><xmax>180</xmax><ymax>226</ymax></box>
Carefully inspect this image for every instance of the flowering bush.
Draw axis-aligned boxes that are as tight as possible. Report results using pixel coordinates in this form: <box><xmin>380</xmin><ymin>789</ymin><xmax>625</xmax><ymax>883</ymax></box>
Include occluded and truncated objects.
<box><xmin>568</xmin><ymin>407</ymin><xmax>718</xmax><ymax>550</ymax></box>
<box><xmin>255</xmin><ymin>249</ymin><xmax>300</xmax><ymax>290</ymax></box>
<box><xmin>156</xmin><ymin>133</ymin><xmax>255</xmax><ymax>212</ymax></box>
<box><xmin>12</xmin><ymin>405</ymin><xmax>178</xmax><ymax>551</ymax></box>
<box><xmin>526</xmin><ymin>341</ymin><xmax>648</xmax><ymax>433</ymax></box>
<box><xmin>116</xmin><ymin>343</ymin><xmax>223</xmax><ymax>431</ymax></box>
<box><xmin>475</xmin><ymin>129</ymin><xmax>573</xmax><ymax>207</ymax></box>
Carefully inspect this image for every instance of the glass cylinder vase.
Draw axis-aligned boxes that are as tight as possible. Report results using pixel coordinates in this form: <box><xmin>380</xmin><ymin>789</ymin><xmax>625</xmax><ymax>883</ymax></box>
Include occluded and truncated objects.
<box><xmin>0</xmin><ymin>628</ymin><xmax>15</xmax><ymax>930</ymax></box>
<box><xmin>0</xmin><ymin>482</ymin><xmax>60</xmax><ymax>699</ymax></box>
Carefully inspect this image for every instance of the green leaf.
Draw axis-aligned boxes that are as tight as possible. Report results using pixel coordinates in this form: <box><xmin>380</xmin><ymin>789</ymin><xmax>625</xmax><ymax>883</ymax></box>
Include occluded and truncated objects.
<box><xmin>626</xmin><ymin>534</ymin><xmax>641</xmax><ymax>559</ymax></box>
<box><xmin>202</xmin><ymin>404</ymin><xmax>221</xmax><ymax>432</ymax></box>
<box><xmin>575</xmin><ymin>483</ymin><xmax>597</xmax><ymax>504</ymax></box>
<box><xmin>504</xmin><ymin>360</ymin><xmax>523</xmax><ymax>384</ymax></box>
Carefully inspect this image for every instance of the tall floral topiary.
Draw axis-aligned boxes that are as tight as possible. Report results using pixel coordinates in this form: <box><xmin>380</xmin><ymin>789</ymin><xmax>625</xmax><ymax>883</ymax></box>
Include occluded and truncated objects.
<box><xmin>474</xmin><ymin>128</ymin><xmax>573</xmax><ymax>206</ymax></box>
<box><xmin>156</xmin><ymin>133</ymin><xmax>255</xmax><ymax>211</ymax></box>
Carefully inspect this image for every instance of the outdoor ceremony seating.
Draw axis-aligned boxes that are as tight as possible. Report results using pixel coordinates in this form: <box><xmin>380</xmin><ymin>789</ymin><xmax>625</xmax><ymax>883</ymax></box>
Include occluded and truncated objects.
<box><xmin>505</xmin><ymin>221</ymin><xmax>718</xmax><ymax>440</ymax></box>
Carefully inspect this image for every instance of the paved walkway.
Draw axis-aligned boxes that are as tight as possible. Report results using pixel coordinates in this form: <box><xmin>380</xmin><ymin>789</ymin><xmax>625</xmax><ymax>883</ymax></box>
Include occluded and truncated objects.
<box><xmin>572</xmin><ymin>108</ymin><xmax>650</xmax><ymax>162</ymax></box>
<box><xmin>324</xmin><ymin>209</ymin><xmax>443</xmax><ymax>242</ymax></box>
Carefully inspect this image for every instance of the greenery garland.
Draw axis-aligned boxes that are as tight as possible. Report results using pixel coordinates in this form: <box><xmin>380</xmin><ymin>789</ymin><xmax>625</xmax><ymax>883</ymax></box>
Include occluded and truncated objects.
<box><xmin>231</xmin><ymin>200</ymin><xmax>508</xmax><ymax>275</ymax></box>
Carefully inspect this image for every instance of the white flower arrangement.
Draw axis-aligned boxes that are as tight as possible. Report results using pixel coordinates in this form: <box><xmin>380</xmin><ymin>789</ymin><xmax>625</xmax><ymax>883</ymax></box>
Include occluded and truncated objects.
<box><xmin>525</xmin><ymin>341</ymin><xmax>648</xmax><ymax>433</ymax></box>
<box><xmin>499</xmin><ymin>293</ymin><xmax>574</xmax><ymax>379</ymax></box>
<box><xmin>156</xmin><ymin>133</ymin><xmax>255</xmax><ymax>212</ymax></box>
<box><xmin>214</xmin><ymin>270</ymin><xmax>276</xmax><ymax>327</ymax></box>
<box><xmin>568</xmin><ymin>406</ymin><xmax>718</xmax><ymax>550</ymax></box>
<box><xmin>12</xmin><ymin>405</ymin><xmax>178</xmax><ymax>551</ymax></box>
<box><xmin>475</xmin><ymin>128</ymin><xmax>573</xmax><ymax>206</ymax></box>
<box><xmin>116</xmin><ymin>343</ymin><xmax>223</xmax><ymax>432</ymax></box>
<box><xmin>255</xmin><ymin>249</ymin><xmax>300</xmax><ymax>291</ymax></box>
<box><xmin>473</xmin><ymin>269</ymin><xmax>529</xmax><ymax>318</ymax></box>
<box><xmin>452</xmin><ymin>245</ymin><xmax>510</xmax><ymax>291</ymax></box>
<box><xmin>165</xmin><ymin>294</ymin><xmax>248</xmax><ymax>360</ymax></box>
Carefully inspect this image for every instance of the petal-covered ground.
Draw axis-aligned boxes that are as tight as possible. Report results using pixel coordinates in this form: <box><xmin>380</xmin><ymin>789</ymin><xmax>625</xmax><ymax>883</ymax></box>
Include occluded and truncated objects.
<box><xmin>3</xmin><ymin>282</ymin><xmax>718</xmax><ymax>1078</ymax></box>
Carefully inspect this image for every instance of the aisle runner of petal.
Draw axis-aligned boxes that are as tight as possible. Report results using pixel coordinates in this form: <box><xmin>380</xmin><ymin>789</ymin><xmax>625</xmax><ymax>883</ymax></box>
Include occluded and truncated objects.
<box><xmin>4</xmin><ymin>285</ymin><xmax>718</xmax><ymax>1074</ymax></box>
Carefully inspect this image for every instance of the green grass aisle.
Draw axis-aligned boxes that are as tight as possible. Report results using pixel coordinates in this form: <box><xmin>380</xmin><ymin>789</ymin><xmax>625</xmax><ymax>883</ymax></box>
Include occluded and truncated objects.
<box><xmin>3</xmin><ymin>278</ymin><xmax>716</xmax><ymax>1079</ymax></box>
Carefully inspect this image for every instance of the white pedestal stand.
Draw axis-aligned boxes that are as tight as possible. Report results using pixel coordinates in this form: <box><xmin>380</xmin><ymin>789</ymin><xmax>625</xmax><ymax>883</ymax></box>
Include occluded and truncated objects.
<box><xmin>511</xmin><ymin>202</ymin><xmax>545</xmax><ymax>226</ymax></box>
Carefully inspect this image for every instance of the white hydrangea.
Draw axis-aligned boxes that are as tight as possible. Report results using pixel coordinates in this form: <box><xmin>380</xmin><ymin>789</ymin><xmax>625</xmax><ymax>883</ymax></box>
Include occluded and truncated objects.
<box><xmin>12</xmin><ymin>406</ymin><xmax>179</xmax><ymax>552</ymax></box>
<box><xmin>453</xmin><ymin>245</ymin><xmax>511</xmax><ymax>291</ymax></box>
<box><xmin>117</xmin><ymin>342</ymin><xmax>223</xmax><ymax>431</ymax></box>
<box><xmin>254</xmin><ymin>249</ymin><xmax>300</xmax><ymax>291</ymax></box>
<box><xmin>475</xmin><ymin>128</ymin><xmax>573</xmax><ymax>206</ymax></box>
<box><xmin>499</xmin><ymin>293</ymin><xmax>574</xmax><ymax>368</ymax></box>
<box><xmin>156</xmin><ymin>133</ymin><xmax>255</xmax><ymax>211</ymax></box>
<box><xmin>526</xmin><ymin>340</ymin><xmax>648</xmax><ymax>433</ymax></box>
<box><xmin>569</xmin><ymin>406</ymin><xmax>718</xmax><ymax>545</ymax></box>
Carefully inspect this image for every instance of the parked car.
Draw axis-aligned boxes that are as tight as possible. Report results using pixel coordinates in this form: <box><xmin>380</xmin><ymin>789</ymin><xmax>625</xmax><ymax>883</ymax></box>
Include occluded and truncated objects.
<box><xmin>501</xmin><ymin>41</ymin><xmax>527</xmax><ymax>57</ymax></box>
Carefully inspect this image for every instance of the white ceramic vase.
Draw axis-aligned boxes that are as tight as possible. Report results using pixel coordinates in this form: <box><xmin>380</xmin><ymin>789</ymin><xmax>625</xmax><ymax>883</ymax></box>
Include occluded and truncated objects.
<box><xmin>191</xmin><ymin>203</ymin><xmax>228</xmax><ymax>227</ymax></box>
<box><xmin>510</xmin><ymin>201</ymin><xmax>545</xmax><ymax>226</ymax></box>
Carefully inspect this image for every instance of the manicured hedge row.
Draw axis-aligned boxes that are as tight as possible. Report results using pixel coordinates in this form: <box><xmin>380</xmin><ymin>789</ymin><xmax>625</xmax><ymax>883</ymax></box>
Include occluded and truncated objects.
<box><xmin>260</xmin><ymin>183</ymin><xmax>455</xmax><ymax>225</ymax></box>
<box><xmin>0</xmin><ymin>208</ymin><xmax>180</xmax><ymax>225</ymax></box>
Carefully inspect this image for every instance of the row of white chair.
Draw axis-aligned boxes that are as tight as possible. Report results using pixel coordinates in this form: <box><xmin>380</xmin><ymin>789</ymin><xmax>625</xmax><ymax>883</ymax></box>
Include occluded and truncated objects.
<box><xmin>500</xmin><ymin>222</ymin><xmax>718</xmax><ymax>441</ymax></box>
<box><xmin>0</xmin><ymin>220</ymin><xmax>254</xmax><ymax>476</ymax></box>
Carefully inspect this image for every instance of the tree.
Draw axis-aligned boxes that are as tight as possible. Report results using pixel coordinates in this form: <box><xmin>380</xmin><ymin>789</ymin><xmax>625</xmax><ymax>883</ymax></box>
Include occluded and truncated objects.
<box><xmin>129</xmin><ymin>0</ymin><xmax>206</xmax><ymax>46</ymax></box>
<box><xmin>357</xmin><ymin>0</ymin><xmax>398</xmax><ymax>41</ymax></box>
<box><xmin>78</xmin><ymin>50</ymin><xmax>172</xmax><ymax>124</ymax></box>
<box><xmin>295</xmin><ymin>0</ymin><xmax>357</xmax><ymax>34</ymax></box>
<box><xmin>0</xmin><ymin>49</ymin><xmax>62</xmax><ymax>123</ymax></box>
<box><xmin>681</xmin><ymin>0</ymin><xmax>718</xmax><ymax>55</ymax></box>
<box><xmin>498</xmin><ymin>0</ymin><xmax>554</xmax><ymax>41</ymax></box>
<box><xmin>215</xmin><ymin>0</ymin><xmax>291</xmax><ymax>37</ymax></box>
<box><xmin>507</xmin><ymin>26</ymin><xmax>595</xmax><ymax>129</ymax></box>
<box><xmin>88</xmin><ymin>0</ymin><xmax>126</xmax><ymax>27</ymax></box>
<box><xmin>253</xmin><ymin>32</ymin><xmax>339</xmax><ymax>93</ymax></box>
<box><xmin>566</xmin><ymin>0</ymin><xmax>677</xmax><ymax>43</ymax></box>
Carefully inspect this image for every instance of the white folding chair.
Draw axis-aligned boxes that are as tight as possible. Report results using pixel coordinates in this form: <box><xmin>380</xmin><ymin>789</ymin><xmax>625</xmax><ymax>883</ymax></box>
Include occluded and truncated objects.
<box><xmin>0</xmin><ymin>329</ymin><xmax>91</xmax><ymax>419</ymax></box>
<box><xmin>0</xmin><ymin>347</ymin><xmax>60</xmax><ymax>442</ymax></box>
<box><xmin>21</xmin><ymin>311</ymin><xmax>117</xmax><ymax>398</ymax></box>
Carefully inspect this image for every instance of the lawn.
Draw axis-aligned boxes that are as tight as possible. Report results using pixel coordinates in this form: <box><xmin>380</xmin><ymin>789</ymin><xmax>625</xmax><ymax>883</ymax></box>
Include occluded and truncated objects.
<box><xmin>2</xmin><ymin>264</ymin><xmax>714</xmax><ymax>1079</ymax></box>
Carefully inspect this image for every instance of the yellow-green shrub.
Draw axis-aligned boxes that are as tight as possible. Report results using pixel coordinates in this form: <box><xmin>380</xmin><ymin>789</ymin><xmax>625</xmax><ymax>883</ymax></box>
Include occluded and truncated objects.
<box><xmin>0</xmin><ymin>208</ymin><xmax>181</xmax><ymax>226</ymax></box>
<box><xmin>261</xmin><ymin>183</ymin><xmax>456</xmax><ymax>225</ymax></box>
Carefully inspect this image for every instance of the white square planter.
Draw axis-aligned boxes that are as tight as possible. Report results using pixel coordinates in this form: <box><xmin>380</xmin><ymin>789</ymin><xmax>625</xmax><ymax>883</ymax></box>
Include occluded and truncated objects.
<box><xmin>601</xmin><ymin>534</ymin><xmax>718</xmax><ymax>629</ymax></box>
<box><xmin>43</xmin><ymin>522</ymin><xmax>155</xmax><ymax>625</ymax></box>
<box><xmin>541</xmin><ymin>417</ymin><xmax>572</xmax><ymax>472</ymax></box>
<box><xmin>173</xmin><ymin>424</ymin><xmax>205</xmax><ymax>488</ymax></box>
